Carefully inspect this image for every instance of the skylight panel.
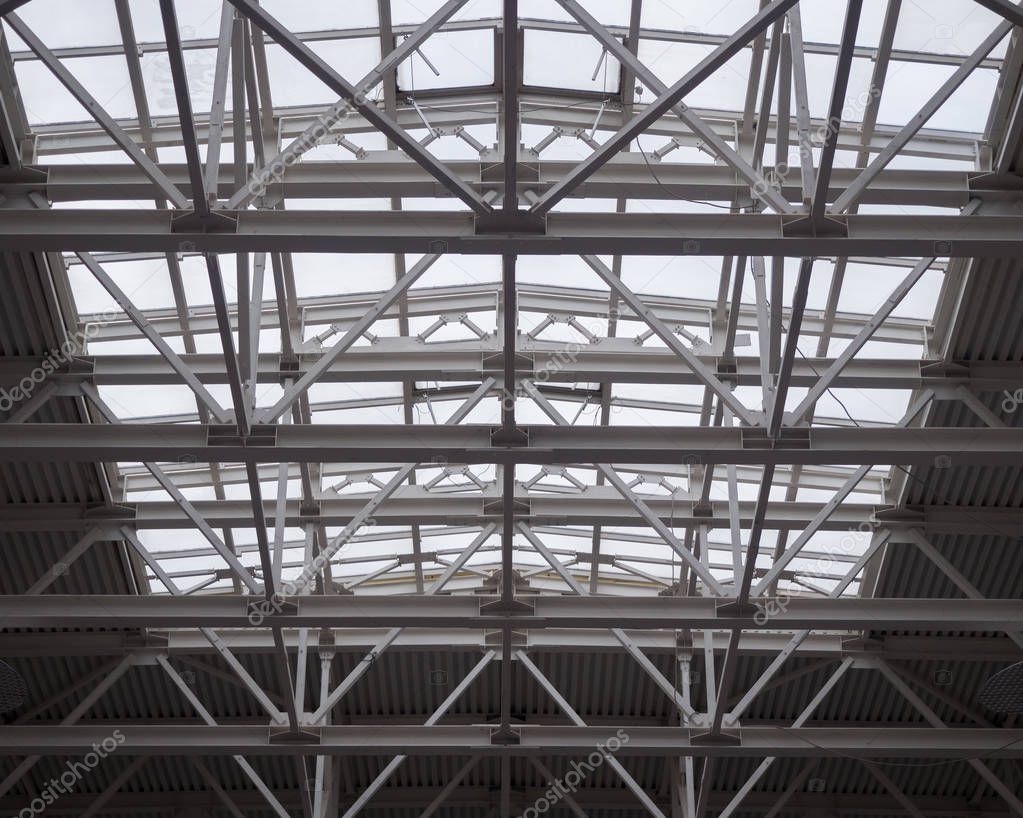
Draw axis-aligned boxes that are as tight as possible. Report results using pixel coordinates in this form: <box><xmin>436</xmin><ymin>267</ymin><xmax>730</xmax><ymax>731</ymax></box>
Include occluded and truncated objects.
<box><xmin>798</xmin><ymin>0</ymin><xmax>886</xmax><ymax>46</ymax></box>
<box><xmin>289</xmin><ymin>253</ymin><xmax>396</xmax><ymax>297</ymax></box>
<box><xmin>892</xmin><ymin>0</ymin><xmax>1009</xmax><ymax>57</ymax></box>
<box><xmin>640</xmin><ymin>0</ymin><xmax>760</xmax><ymax>35</ymax></box>
<box><xmin>635</xmin><ymin>40</ymin><xmax>750</xmax><ymax>108</ymax></box>
<box><xmin>128</xmin><ymin>0</ymin><xmax>223</xmax><ymax>41</ymax></box>
<box><xmin>6</xmin><ymin>0</ymin><xmax>123</xmax><ymax>49</ymax></box>
<box><xmin>523</xmin><ymin>29</ymin><xmax>621</xmax><ymax>91</ymax></box>
<box><xmin>255</xmin><ymin>0</ymin><xmax>379</xmax><ymax>32</ymax></box>
<box><xmin>875</xmin><ymin>59</ymin><xmax>998</xmax><ymax>131</ymax></box>
<box><xmin>145</xmin><ymin>46</ymin><xmax>220</xmax><ymax>117</ymax></box>
<box><xmin>10</xmin><ymin>53</ymin><xmax>136</xmax><ymax>124</ymax></box>
<box><xmin>265</xmin><ymin>37</ymin><xmax>382</xmax><ymax>107</ymax></box>
<box><xmin>835</xmin><ymin>261</ymin><xmax>943</xmax><ymax>319</ymax></box>
<box><xmin>396</xmin><ymin>29</ymin><xmax>495</xmax><ymax>90</ymax></box>
<box><xmin>519</xmin><ymin>0</ymin><xmax>630</xmax><ymax>26</ymax></box>
<box><xmin>393</xmin><ymin>0</ymin><xmax>499</xmax><ymax>25</ymax></box>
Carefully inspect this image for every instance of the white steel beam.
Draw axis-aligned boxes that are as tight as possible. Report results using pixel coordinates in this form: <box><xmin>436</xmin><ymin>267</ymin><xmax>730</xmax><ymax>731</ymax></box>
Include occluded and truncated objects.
<box><xmin>4</xmin><ymin>595</ymin><xmax>1023</xmax><ymax>631</ymax></box>
<box><xmin>225</xmin><ymin>0</ymin><xmax>471</xmax><ymax>210</ymax></box>
<box><xmin>2</xmin><ymin>209</ymin><xmax>1023</xmax><ymax>256</ymax></box>
<box><xmin>831</xmin><ymin>21</ymin><xmax>1012</xmax><ymax>213</ymax></box>
<box><xmin>552</xmin><ymin>0</ymin><xmax>794</xmax><ymax>214</ymax></box>
<box><xmin>4</xmin><ymin>422</ymin><xmax>1023</xmax><ymax>466</ymax></box>
<box><xmin>534</xmin><ymin>0</ymin><xmax>799</xmax><ymax>215</ymax></box>
<box><xmin>4</xmin><ymin>13</ymin><xmax>188</xmax><ymax>207</ymax></box>
<box><xmin>224</xmin><ymin>0</ymin><xmax>492</xmax><ymax>215</ymax></box>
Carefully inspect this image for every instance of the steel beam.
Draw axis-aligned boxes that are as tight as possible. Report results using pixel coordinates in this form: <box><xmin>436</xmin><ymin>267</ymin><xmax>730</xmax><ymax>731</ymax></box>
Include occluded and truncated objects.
<box><xmin>1</xmin><ymin>629</ymin><xmax>1013</xmax><ymax>661</ymax></box>
<box><xmin>8</xmin><ymin>349</ymin><xmax>1003</xmax><ymax>390</ymax></box>
<box><xmin>1</xmin><ymin>723</ymin><xmax>1021</xmax><ymax>757</ymax></box>
<box><xmin>224</xmin><ymin>0</ymin><xmax>491</xmax><ymax>215</ymax></box>
<box><xmin>533</xmin><ymin>0</ymin><xmax>798</xmax><ymax>214</ymax></box>
<box><xmin>29</xmin><ymin>94</ymin><xmax>984</xmax><ymax>163</ymax></box>
<box><xmin>3</xmin><ymin>595</ymin><xmax>1022</xmax><ymax>631</ymax></box>
<box><xmin>78</xmin><ymin>280</ymin><xmax>934</xmax><ymax>346</ymax></box>
<box><xmin>0</xmin><ymin>788</ymin><xmax>1014</xmax><ymax>816</ymax></box>
<box><xmin>19</xmin><ymin>159</ymin><xmax>1013</xmax><ymax>207</ymax></box>
<box><xmin>973</xmin><ymin>0</ymin><xmax>1023</xmax><ymax>29</ymax></box>
<box><xmin>1</xmin><ymin>209</ymin><xmax>1023</xmax><ymax>256</ymax></box>
<box><xmin>1</xmin><ymin>423</ymin><xmax>1022</xmax><ymax>466</ymax></box>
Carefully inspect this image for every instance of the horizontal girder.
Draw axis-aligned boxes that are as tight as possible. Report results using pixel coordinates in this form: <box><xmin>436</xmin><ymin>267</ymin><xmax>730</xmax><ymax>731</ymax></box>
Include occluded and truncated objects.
<box><xmin>5</xmin><ymin>158</ymin><xmax>1013</xmax><ymax>207</ymax></box>
<box><xmin>1</xmin><ymin>493</ymin><xmax>1014</xmax><ymax>534</ymax></box>
<box><xmin>3</xmin><ymin>595</ymin><xmax>1021</xmax><ymax>631</ymax></box>
<box><xmin>1</xmin><ymin>347</ymin><xmax>1012</xmax><ymax>389</ymax></box>
<box><xmin>0</xmin><ymin>629</ymin><xmax>1014</xmax><ymax>661</ymax></box>
<box><xmin>0</xmin><ymin>788</ymin><xmax>1009</xmax><ymax>817</ymax></box>
<box><xmin>1</xmin><ymin>209</ymin><xmax>1023</xmax><ymax>256</ymax></box>
<box><xmin>2</xmin><ymin>723</ymin><xmax>1021</xmax><ymax>757</ymax></box>
<box><xmin>79</xmin><ymin>280</ymin><xmax>932</xmax><ymax>345</ymax></box>
<box><xmin>1</xmin><ymin>424</ymin><xmax>1020</xmax><ymax>465</ymax></box>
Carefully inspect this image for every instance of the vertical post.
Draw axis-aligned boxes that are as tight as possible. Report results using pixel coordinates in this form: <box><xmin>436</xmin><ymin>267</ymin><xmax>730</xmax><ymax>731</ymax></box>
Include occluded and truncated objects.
<box><xmin>503</xmin><ymin>0</ymin><xmax>519</xmax><ymax>213</ymax></box>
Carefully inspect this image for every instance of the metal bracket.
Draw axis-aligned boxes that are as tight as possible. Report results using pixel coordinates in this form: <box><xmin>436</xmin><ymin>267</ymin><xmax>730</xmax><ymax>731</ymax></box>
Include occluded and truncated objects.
<box><xmin>246</xmin><ymin>598</ymin><xmax>298</xmax><ymax>620</ymax></box>
<box><xmin>61</xmin><ymin>356</ymin><xmax>96</xmax><ymax>376</ymax></box>
<box><xmin>491</xmin><ymin>426</ymin><xmax>529</xmax><ymax>446</ymax></box>
<box><xmin>207</xmin><ymin>424</ymin><xmax>278</xmax><ymax>448</ymax></box>
<box><xmin>482</xmin><ymin>497</ymin><xmax>530</xmax><ymax>518</ymax></box>
<box><xmin>475</xmin><ymin>211</ymin><xmax>546</xmax><ymax>234</ymax></box>
<box><xmin>268</xmin><ymin>725</ymin><xmax>322</xmax><ymax>745</ymax></box>
<box><xmin>740</xmin><ymin>427</ymin><xmax>811</xmax><ymax>449</ymax></box>
<box><xmin>169</xmin><ymin>210</ymin><xmax>238</xmax><ymax>234</ymax></box>
<box><xmin>872</xmin><ymin>505</ymin><xmax>925</xmax><ymax>526</ymax></box>
<box><xmin>480</xmin><ymin>594</ymin><xmax>535</xmax><ymax>615</ymax></box>
<box><xmin>84</xmin><ymin>502</ymin><xmax>137</xmax><ymax>524</ymax></box>
<box><xmin>714</xmin><ymin>599</ymin><xmax>760</xmax><ymax>618</ymax></box>
<box><xmin>919</xmin><ymin>359</ymin><xmax>971</xmax><ymax>380</ymax></box>
<box><xmin>782</xmin><ymin>214</ymin><xmax>850</xmax><ymax>237</ymax></box>
<box><xmin>689</xmin><ymin>712</ymin><xmax>741</xmax><ymax>745</ymax></box>
<box><xmin>482</xmin><ymin>351</ymin><xmax>533</xmax><ymax>377</ymax></box>
<box><xmin>278</xmin><ymin>354</ymin><xmax>301</xmax><ymax>386</ymax></box>
<box><xmin>484</xmin><ymin>628</ymin><xmax>528</xmax><ymax>648</ymax></box>
<box><xmin>692</xmin><ymin>502</ymin><xmax>714</xmax><ymax>518</ymax></box>
<box><xmin>490</xmin><ymin>726</ymin><xmax>521</xmax><ymax>745</ymax></box>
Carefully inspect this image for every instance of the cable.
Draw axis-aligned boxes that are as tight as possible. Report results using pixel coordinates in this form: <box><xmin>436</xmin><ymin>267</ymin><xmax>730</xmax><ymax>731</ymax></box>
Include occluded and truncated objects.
<box><xmin>785</xmin><ymin>317</ymin><xmax>1023</xmax><ymax>546</ymax></box>
<box><xmin>795</xmin><ymin>345</ymin><xmax>859</xmax><ymax>426</ymax></box>
<box><xmin>636</xmin><ymin>135</ymin><xmax>736</xmax><ymax>210</ymax></box>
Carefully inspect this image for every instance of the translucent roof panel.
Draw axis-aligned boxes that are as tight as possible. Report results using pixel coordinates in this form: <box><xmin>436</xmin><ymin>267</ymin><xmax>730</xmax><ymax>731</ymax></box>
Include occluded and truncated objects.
<box><xmin>3</xmin><ymin>0</ymin><xmax>1010</xmax><ymax>603</ymax></box>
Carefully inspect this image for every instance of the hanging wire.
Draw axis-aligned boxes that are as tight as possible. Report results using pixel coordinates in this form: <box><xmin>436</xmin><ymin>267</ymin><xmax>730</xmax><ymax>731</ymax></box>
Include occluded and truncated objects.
<box><xmin>634</xmin><ymin>135</ymin><xmax>740</xmax><ymax>210</ymax></box>
<box><xmin>778</xmin><ymin>309</ymin><xmax>1023</xmax><ymax>547</ymax></box>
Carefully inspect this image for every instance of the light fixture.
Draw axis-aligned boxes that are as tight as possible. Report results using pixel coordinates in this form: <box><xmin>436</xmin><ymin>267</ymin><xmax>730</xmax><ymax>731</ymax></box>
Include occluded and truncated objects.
<box><xmin>979</xmin><ymin>661</ymin><xmax>1023</xmax><ymax>714</ymax></box>
<box><xmin>0</xmin><ymin>660</ymin><xmax>27</xmax><ymax>714</ymax></box>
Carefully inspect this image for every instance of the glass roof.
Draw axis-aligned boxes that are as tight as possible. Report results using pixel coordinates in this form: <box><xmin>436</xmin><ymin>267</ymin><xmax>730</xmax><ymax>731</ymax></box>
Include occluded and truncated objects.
<box><xmin>1</xmin><ymin>0</ymin><xmax>1007</xmax><ymax>599</ymax></box>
